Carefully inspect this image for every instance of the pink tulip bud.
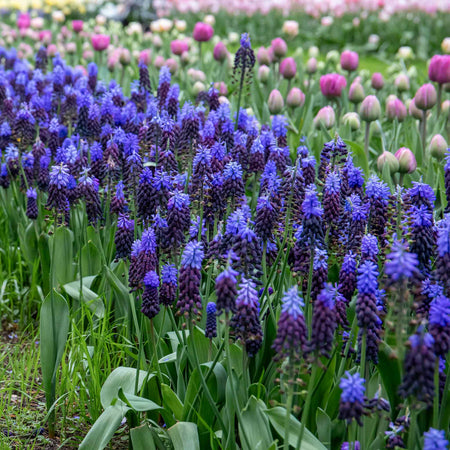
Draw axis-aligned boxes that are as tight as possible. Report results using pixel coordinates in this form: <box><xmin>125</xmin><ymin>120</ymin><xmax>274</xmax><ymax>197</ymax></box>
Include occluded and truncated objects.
<box><xmin>91</xmin><ymin>34</ymin><xmax>110</xmax><ymax>52</ymax></box>
<box><xmin>442</xmin><ymin>100</ymin><xmax>450</xmax><ymax>117</ymax></box>
<box><xmin>180</xmin><ymin>51</ymin><xmax>190</xmax><ymax>65</ymax></box>
<box><xmin>306</xmin><ymin>57</ymin><xmax>317</xmax><ymax>75</ymax></box>
<box><xmin>139</xmin><ymin>49</ymin><xmax>152</xmax><ymax>66</ymax></box>
<box><xmin>213</xmin><ymin>42</ymin><xmax>228</xmax><ymax>62</ymax></box>
<box><xmin>192</xmin><ymin>22</ymin><xmax>214</xmax><ymax>42</ymax></box>
<box><xmin>414</xmin><ymin>83</ymin><xmax>437</xmax><ymax>110</ymax></box>
<box><xmin>395</xmin><ymin>74</ymin><xmax>410</xmax><ymax>92</ymax></box>
<box><xmin>279</xmin><ymin>57</ymin><xmax>297</xmax><ymax>80</ymax></box>
<box><xmin>386</xmin><ymin>98</ymin><xmax>407</xmax><ymax>122</ymax></box>
<box><xmin>214</xmin><ymin>81</ymin><xmax>228</xmax><ymax>96</ymax></box>
<box><xmin>165</xmin><ymin>58</ymin><xmax>178</xmax><ymax>74</ymax></box>
<box><xmin>83</xmin><ymin>50</ymin><xmax>94</xmax><ymax>61</ymax></box>
<box><xmin>170</xmin><ymin>39</ymin><xmax>189</xmax><ymax>56</ymax></box>
<box><xmin>377</xmin><ymin>151</ymin><xmax>399</xmax><ymax>174</ymax></box>
<box><xmin>39</xmin><ymin>30</ymin><xmax>52</xmax><ymax>45</ymax></box>
<box><xmin>320</xmin><ymin>73</ymin><xmax>347</xmax><ymax>98</ymax></box>
<box><xmin>348</xmin><ymin>81</ymin><xmax>365</xmax><ymax>104</ymax></box>
<box><xmin>46</xmin><ymin>44</ymin><xmax>57</xmax><ymax>57</ymax></box>
<box><xmin>314</xmin><ymin>106</ymin><xmax>336</xmax><ymax>129</ymax></box>
<box><xmin>258</xmin><ymin>65</ymin><xmax>270</xmax><ymax>83</ymax></box>
<box><xmin>428</xmin><ymin>54</ymin><xmax>450</xmax><ymax>85</ymax></box>
<box><xmin>271</xmin><ymin>37</ymin><xmax>287</xmax><ymax>59</ymax></box>
<box><xmin>408</xmin><ymin>98</ymin><xmax>424</xmax><ymax>120</ymax></box>
<box><xmin>359</xmin><ymin>95</ymin><xmax>381</xmax><ymax>122</ymax></box>
<box><xmin>107</xmin><ymin>53</ymin><xmax>120</xmax><ymax>71</ymax></box>
<box><xmin>257</xmin><ymin>46</ymin><xmax>271</xmax><ymax>65</ymax></box>
<box><xmin>17</xmin><ymin>13</ymin><xmax>31</xmax><ymax>29</ymax></box>
<box><xmin>154</xmin><ymin>55</ymin><xmax>165</xmax><ymax>70</ymax></box>
<box><xmin>66</xmin><ymin>42</ymin><xmax>76</xmax><ymax>54</ymax></box>
<box><xmin>120</xmin><ymin>48</ymin><xmax>131</xmax><ymax>65</ymax></box>
<box><xmin>268</xmin><ymin>89</ymin><xmax>284</xmax><ymax>114</ymax></box>
<box><xmin>72</xmin><ymin>20</ymin><xmax>83</xmax><ymax>33</ymax></box>
<box><xmin>395</xmin><ymin>147</ymin><xmax>417</xmax><ymax>174</ymax></box>
<box><xmin>340</xmin><ymin>50</ymin><xmax>359</xmax><ymax>71</ymax></box>
<box><xmin>286</xmin><ymin>87</ymin><xmax>305</xmax><ymax>108</ymax></box>
<box><xmin>429</xmin><ymin>134</ymin><xmax>447</xmax><ymax>159</ymax></box>
<box><xmin>371</xmin><ymin>72</ymin><xmax>384</xmax><ymax>90</ymax></box>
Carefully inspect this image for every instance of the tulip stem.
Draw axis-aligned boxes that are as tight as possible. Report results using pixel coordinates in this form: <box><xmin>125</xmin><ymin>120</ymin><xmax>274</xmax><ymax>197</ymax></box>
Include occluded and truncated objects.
<box><xmin>421</xmin><ymin>114</ymin><xmax>427</xmax><ymax>164</ymax></box>
<box><xmin>437</xmin><ymin>83</ymin><xmax>442</xmax><ymax>117</ymax></box>
<box><xmin>364</xmin><ymin>121</ymin><xmax>370</xmax><ymax>160</ymax></box>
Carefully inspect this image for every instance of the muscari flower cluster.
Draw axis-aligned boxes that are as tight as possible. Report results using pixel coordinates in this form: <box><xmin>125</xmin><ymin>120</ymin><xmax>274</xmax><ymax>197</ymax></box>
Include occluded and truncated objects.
<box><xmin>1</xmin><ymin>41</ymin><xmax>449</xmax><ymax>438</ymax></box>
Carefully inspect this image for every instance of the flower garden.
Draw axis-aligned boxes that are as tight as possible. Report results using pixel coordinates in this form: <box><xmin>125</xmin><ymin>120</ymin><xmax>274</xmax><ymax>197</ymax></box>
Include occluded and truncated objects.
<box><xmin>0</xmin><ymin>1</ymin><xmax>450</xmax><ymax>449</ymax></box>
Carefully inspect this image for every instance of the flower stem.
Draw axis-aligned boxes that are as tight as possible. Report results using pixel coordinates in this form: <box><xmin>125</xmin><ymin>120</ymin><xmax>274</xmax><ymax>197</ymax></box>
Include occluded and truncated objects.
<box><xmin>284</xmin><ymin>362</ymin><xmax>295</xmax><ymax>450</ymax></box>
<box><xmin>364</xmin><ymin>121</ymin><xmax>370</xmax><ymax>160</ymax></box>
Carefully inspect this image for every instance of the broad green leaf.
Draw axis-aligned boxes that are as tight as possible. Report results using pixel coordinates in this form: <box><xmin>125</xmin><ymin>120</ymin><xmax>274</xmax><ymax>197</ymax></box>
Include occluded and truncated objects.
<box><xmin>130</xmin><ymin>425</ymin><xmax>156</xmax><ymax>450</ymax></box>
<box><xmin>344</xmin><ymin>139</ymin><xmax>369</xmax><ymax>178</ymax></box>
<box><xmin>239</xmin><ymin>396</ymin><xmax>274</xmax><ymax>450</ymax></box>
<box><xmin>81</xmin><ymin>241</ymin><xmax>102</xmax><ymax>277</ymax></box>
<box><xmin>168</xmin><ymin>422</ymin><xmax>200</xmax><ymax>450</ymax></box>
<box><xmin>265</xmin><ymin>407</ymin><xmax>327</xmax><ymax>450</ymax></box>
<box><xmin>100</xmin><ymin>367</ymin><xmax>149</xmax><ymax>409</ymax></box>
<box><xmin>118</xmin><ymin>388</ymin><xmax>162</xmax><ymax>412</ymax></box>
<box><xmin>105</xmin><ymin>266</ymin><xmax>131</xmax><ymax>319</ymax></box>
<box><xmin>50</xmin><ymin>227</ymin><xmax>75</xmax><ymax>286</ymax></box>
<box><xmin>79</xmin><ymin>404</ymin><xmax>128</xmax><ymax>450</ymax></box>
<box><xmin>40</xmin><ymin>289</ymin><xmax>70</xmax><ymax>411</ymax></box>
<box><xmin>316</xmin><ymin>408</ymin><xmax>331</xmax><ymax>448</ymax></box>
<box><xmin>378</xmin><ymin>343</ymin><xmax>402</xmax><ymax>417</ymax></box>
<box><xmin>63</xmin><ymin>279</ymin><xmax>105</xmax><ymax>318</ymax></box>
<box><xmin>162</xmin><ymin>383</ymin><xmax>184</xmax><ymax>421</ymax></box>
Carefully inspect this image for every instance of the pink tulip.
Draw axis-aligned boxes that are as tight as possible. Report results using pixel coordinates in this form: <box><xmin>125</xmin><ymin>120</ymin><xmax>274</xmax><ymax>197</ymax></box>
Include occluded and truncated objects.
<box><xmin>414</xmin><ymin>83</ymin><xmax>437</xmax><ymax>110</ymax></box>
<box><xmin>371</xmin><ymin>72</ymin><xmax>384</xmax><ymax>90</ymax></box>
<box><xmin>271</xmin><ymin>37</ymin><xmax>287</xmax><ymax>58</ymax></box>
<box><xmin>91</xmin><ymin>34</ymin><xmax>110</xmax><ymax>52</ymax></box>
<box><xmin>428</xmin><ymin>55</ymin><xmax>450</xmax><ymax>85</ymax></box>
<box><xmin>170</xmin><ymin>39</ymin><xmax>189</xmax><ymax>56</ymax></box>
<box><xmin>17</xmin><ymin>13</ymin><xmax>30</xmax><ymax>29</ymax></box>
<box><xmin>39</xmin><ymin>30</ymin><xmax>52</xmax><ymax>45</ymax></box>
<box><xmin>72</xmin><ymin>20</ymin><xmax>84</xmax><ymax>33</ymax></box>
<box><xmin>192</xmin><ymin>22</ymin><xmax>214</xmax><ymax>42</ymax></box>
<box><xmin>287</xmin><ymin>87</ymin><xmax>305</xmax><ymax>108</ymax></box>
<box><xmin>154</xmin><ymin>55</ymin><xmax>165</xmax><ymax>70</ymax></box>
<box><xmin>257</xmin><ymin>46</ymin><xmax>271</xmax><ymax>65</ymax></box>
<box><xmin>279</xmin><ymin>57</ymin><xmax>297</xmax><ymax>80</ymax></box>
<box><xmin>139</xmin><ymin>49</ymin><xmax>152</xmax><ymax>65</ymax></box>
<box><xmin>395</xmin><ymin>147</ymin><xmax>417</xmax><ymax>174</ymax></box>
<box><xmin>320</xmin><ymin>73</ymin><xmax>347</xmax><ymax>98</ymax></box>
<box><xmin>386</xmin><ymin>98</ymin><xmax>407</xmax><ymax>122</ymax></box>
<box><xmin>340</xmin><ymin>50</ymin><xmax>359</xmax><ymax>71</ymax></box>
<box><xmin>213</xmin><ymin>42</ymin><xmax>228</xmax><ymax>62</ymax></box>
<box><xmin>165</xmin><ymin>58</ymin><xmax>178</xmax><ymax>74</ymax></box>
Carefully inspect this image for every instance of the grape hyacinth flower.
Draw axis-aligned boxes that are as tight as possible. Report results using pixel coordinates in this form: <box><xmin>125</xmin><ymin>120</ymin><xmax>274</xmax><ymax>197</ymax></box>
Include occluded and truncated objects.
<box><xmin>215</xmin><ymin>266</ymin><xmax>238</xmax><ymax>315</ymax></box>
<box><xmin>365</xmin><ymin>175</ymin><xmax>390</xmax><ymax>239</ymax></box>
<box><xmin>231</xmin><ymin>277</ymin><xmax>262</xmax><ymax>357</ymax></box>
<box><xmin>26</xmin><ymin>188</ymin><xmax>38</xmax><ymax>220</ymax></box>
<box><xmin>436</xmin><ymin>215</ymin><xmax>450</xmax><ymax>294</ymax></box>
<box><xmin>409</xmin><ymin>205</ymin><xmax>435</xmax><ymax>273</ymax></box>
<box><xmin>233</xmin><ymin>33</ymin><xmax>255</xmax><ymax>129</ymax></box>
<box><xmin>398</xmin><ymin>329</ymin><xmax>436</xmax><ymax>405</ymax></box>
<box><xmin>385</xmin><ymin>240</ymin><xmax>419</xmax><ymax>283</ymax></box>
<box><xmin>423</xmin><ymin>428</ymin><xmax>449</xmax><ymax>450</ymax></box>
<box><xmin>177</xmin><ymin>241</ymin><xmax>204</xmax><ymax>323</ymax></box>
<box><xmin>110</xmin><ymin>181</ymin><xmax>126</xmax><ymax>215</ymax></box>
<box><xmin>167</xmin><ymin>191</ymin><xmax>190</xmax><ymax>249</ymax></box>
<box><xmin>272</xmin><ymin>286</ymin><xmax>307</xmax><ymax>362</ymax></box>
<box><xmin>205</xmin><ymin>302</ymin><xmax>217</xmax><ymax>339</ymax></box>
<box><xmin>429</xmin><ymin>295</ymin><xmax>450</xmax><ymax>357</ymax></box>
<box><xmin>160</xmin><ymin>263</ymin><xmax>178</xmax><ymax>306</ymax></box>
<box><xmin>339</xmin><ymin>371</ymin><xmax>366</xmax><ymax>426</ymax></box>
<box><xmin>141</xmin><ymin>271</ymin><xmax>160</xmax><ymax>320</ymax></box>
<box><xmin>46</xmin><ymin>164</ymin><xmax>70</xmax><ymax>214</ymax></box>
<box><xmin>114</xmin><ymin>214</ymin><xmax>134</xmax><ymax>259</ymax></box>
<box><xmin>309</xmin><ymin>283</ymin><xmax>337</xmax><ymax>358</ymax></box>
<box><xmin>323</xmin><ymin>171</ymin><xmax>342</xmax><ymax>228</ymax></box>
<box><xmin>338</xmin><ymin>252</ymin><xmax>357</xmax><ymax>303</ymax></box>
<box><xmin>356</xmin><ymin>261</ymin><xmax>381</xmax><ymax>363</ymax></box>
<box><xmin>360</xmin><ymin>234</ymin><xmax>378</xmax><ymax>264</ymax></box>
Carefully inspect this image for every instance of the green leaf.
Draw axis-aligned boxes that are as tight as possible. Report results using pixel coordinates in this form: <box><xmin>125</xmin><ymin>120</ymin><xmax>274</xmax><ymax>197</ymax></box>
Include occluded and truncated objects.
<box><xmin>316</xmin><ymin>408</ymin><xmax>331</xmax><ymax>448</ymax></box>
<box><xmin>168</xmin><ymin>422</ymin><xmax>200</xmax><ymax>450</ymax></box>
<box><xmin>79</xmin><ymin>404</ymin><xmax>128</xmax><ymax>450</ymax></box>
<box><xmin>118</xmin><ymin>388</ymin><xmax>162</xmax><ymax>412</ymax></box>
<box><xmin>81</xmin><ymin>241</ymin><xmax>102</xmax><ymax>277</ymax></box>
<box><xmin>104</xmin><ymin>266</ymin><xmax>131</xmax><ymax>319</ymax></box>
<box><xmin>130</xmin><ymin>425</ymin><xmax>156</xmax><ymax>450</ymax></box>
<box><xmin>162</xmin><ymin>383</ymin><xmax>184</xmax><ymax>421</ymax></box>
<box><xmin>40</xmin><ymin>289</ymin><xmax>70</xmax><ymax>411</ymax></box>
<box><xmin>239</xmin><ymin>396</ymin><xmax>274</xmax><ymax>450</ymax></box>
<box><xmin>100</xmin><ymin>367</ymin><xmax>150</xmax><ymax>409</ymax></box>
<box><xmin>50</xmin><ymin>227</ymin><xmax>75</xmax><ymax>286</ymax></box>
<box><xmin>378</xmin><ymin>343</ymin><xmax>402</xmax><ymax>416</ymax></box>
<box><xmin>344</xmin><ymin>139</ymin><xmax>369</xmax><ymax>179</ymax></box>
<box><xmin>63</xmin><ymin>279</ymin><xmax>105</xmax><ymax>318</ymax></box>
<box><xmin>265</xmin><ymin>407</ymin><xmax>327</xmax><ymax>450</ymax></box>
